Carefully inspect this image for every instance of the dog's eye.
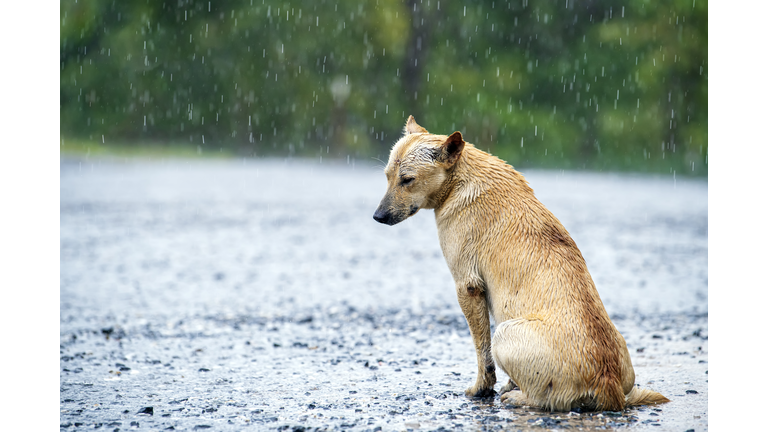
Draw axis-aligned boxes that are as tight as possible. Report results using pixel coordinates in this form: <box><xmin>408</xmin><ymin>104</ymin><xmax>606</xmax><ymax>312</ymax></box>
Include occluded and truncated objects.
<box><xmin>400</xmin><ymin>177</ymin><xmax>415</xmax><ymax>186</ymax></box>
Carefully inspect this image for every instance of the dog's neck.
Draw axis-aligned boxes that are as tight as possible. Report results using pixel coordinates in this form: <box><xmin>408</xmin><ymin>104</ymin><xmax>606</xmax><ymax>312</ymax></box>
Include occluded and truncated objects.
<box><xmin>425</xmin><ymin>162</ymin><xmax>461</xmax><ymax>211</ymax></box>
<box><xmin>432</xmin><ymin>144</ymin><xmax>533</xmax><ymax>217</ymax></box>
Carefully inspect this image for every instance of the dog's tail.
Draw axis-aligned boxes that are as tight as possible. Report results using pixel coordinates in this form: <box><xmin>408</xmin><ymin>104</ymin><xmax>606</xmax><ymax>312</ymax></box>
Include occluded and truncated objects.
<box><xmin>625</xmin><ymin>386</ymin><xmax>670</xmax><ymax>407</ymax></box>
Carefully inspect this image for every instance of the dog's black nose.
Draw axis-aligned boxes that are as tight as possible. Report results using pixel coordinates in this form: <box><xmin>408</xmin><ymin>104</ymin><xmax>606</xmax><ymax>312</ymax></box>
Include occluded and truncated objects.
<box><xmin>373</xmin><ymin>208</ymin><xmax>391</xmax><ymax>224</ymax></box>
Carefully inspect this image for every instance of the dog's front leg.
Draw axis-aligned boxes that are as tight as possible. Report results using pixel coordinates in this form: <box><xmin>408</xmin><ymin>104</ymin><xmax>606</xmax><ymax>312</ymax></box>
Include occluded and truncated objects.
<box><xmin>457</xmin><ymin>284</ymin><xmax>496</xmax><ymax>397</ymax></box>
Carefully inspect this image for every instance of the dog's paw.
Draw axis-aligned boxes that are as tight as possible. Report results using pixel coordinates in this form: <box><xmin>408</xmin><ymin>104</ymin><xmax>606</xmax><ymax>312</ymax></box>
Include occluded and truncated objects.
<box><xmin>465</xmin><ymin>386</ymin><xmax>497</xmax><ymax>398</ymax></box>
<box><xmin>499</xmin><ymin>390</ymin><xmax>529</xmax><ymax>406</ymax></box>
<box><xmin>499</xmin><ymin>379</ymin><xmax>519</xmax><ymax>394</ymax></box>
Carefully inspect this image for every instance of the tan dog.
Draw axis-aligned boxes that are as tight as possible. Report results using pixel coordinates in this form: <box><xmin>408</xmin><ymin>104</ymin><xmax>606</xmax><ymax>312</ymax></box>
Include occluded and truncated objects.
<box><xmin>373</xmin><ymin>116</ymin><xmax>669</xmax><ymax>412</ymax></box>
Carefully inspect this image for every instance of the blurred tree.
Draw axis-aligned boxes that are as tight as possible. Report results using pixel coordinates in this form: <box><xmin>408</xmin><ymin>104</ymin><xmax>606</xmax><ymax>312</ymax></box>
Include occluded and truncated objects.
<box><xmin>61</xmin><ymin>0</ymin><xmax>707</xmax><ymax>175</ymax></box>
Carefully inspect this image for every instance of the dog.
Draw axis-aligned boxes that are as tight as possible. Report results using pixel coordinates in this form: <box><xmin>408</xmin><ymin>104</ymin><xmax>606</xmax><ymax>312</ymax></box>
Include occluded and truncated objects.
<box><xmin>373</xmin><ymin>116</ymin><xmax>669</xmax><ymax>411</ymax></box>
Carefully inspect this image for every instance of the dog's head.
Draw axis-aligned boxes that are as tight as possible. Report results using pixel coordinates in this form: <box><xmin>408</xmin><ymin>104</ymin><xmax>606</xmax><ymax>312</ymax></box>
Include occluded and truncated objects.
<box><xmin>373</xmin><ymin>116</ymin><xmax>465</xmax><ymax>226</ymax></box>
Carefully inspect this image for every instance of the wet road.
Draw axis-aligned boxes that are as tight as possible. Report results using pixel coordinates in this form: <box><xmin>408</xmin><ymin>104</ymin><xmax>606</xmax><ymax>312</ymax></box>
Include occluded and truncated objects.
<box><xmin>60</xmin><ymin>157</ymin><xmax>708</xmax><ymax>431</ymax></box>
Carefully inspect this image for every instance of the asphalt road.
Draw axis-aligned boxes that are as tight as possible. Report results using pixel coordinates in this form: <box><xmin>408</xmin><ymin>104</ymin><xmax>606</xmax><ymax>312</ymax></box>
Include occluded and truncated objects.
<box><xmin>60</xmin><ymin>156</ymin><xmax>708</xmax><ymax>431</ymax></box>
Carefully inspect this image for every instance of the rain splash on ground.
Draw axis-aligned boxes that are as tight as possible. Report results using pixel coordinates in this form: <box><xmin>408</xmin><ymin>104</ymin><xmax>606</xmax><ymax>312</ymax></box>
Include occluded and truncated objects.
<box><xmin>61</xmin><ymin>156</ymin><xmax>707</xmax><ymax>431</ymax></box>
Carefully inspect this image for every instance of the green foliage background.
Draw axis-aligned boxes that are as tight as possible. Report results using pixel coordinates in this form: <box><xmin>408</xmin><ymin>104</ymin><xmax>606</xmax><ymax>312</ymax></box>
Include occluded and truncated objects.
<box><xmin>61</xmin><ymin>0</ymin><xmax>707</xmax><ymax>175</ymax></box>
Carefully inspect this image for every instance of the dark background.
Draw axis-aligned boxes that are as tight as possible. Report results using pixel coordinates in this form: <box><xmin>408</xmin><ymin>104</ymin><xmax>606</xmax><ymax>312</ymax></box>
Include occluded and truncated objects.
<box><xmin>60</xmin><ymin>0</ymin><xmax>707</xmax><ymax>175</ymax></box>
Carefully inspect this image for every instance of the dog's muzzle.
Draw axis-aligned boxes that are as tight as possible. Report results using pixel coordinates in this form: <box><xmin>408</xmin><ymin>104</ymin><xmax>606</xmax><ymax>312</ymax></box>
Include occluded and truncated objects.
<box><xmin>373</xmin><ymin>207</ymin><xmax>396</xmax><ymax>225</ymax></box>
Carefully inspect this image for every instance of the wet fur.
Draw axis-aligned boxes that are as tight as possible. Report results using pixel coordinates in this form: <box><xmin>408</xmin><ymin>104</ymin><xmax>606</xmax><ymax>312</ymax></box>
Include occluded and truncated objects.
<box><xmin>374</xmin><ymin>116</ymin><xmax>669</xmax><ymax>412</ymax></box>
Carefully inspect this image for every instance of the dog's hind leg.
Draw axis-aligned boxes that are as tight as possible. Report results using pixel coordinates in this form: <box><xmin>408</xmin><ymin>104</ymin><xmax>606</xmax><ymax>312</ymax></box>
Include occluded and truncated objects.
<box><xmin>492</xmin><ymin>318</ymin><xmax>581</xmax><ymax>411</ymax></box>
<box><xmin>617</xmin><ymin>331</ymin><xmax>636</xmax><ymax>396</ymax></box>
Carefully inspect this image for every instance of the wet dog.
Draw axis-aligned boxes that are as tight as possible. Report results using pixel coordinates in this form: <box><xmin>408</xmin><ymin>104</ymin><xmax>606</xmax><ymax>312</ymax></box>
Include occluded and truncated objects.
<box><xmin>373</xmin><ymin>116</ymin><xmax>669</xmax><ymax>411</ymax></box>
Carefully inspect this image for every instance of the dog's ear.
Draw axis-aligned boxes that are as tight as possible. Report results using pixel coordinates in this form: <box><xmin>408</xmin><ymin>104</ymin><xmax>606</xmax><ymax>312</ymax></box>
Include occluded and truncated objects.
<box><xmin>404</xmin><ymin>115</ymin><xmax>428</xmax><ymax>135</ymax></box>
<box><xmin>435</xmin><ymin>131</ymin><xmax>464</xmax><ymax>166</ymax></box>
